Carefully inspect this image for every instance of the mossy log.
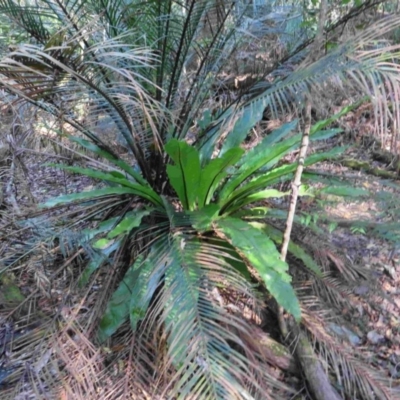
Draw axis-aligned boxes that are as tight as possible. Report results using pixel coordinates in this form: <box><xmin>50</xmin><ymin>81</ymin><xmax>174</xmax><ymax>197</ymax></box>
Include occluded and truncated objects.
<box><xmin>280</xmin><ymin>319</ymin><xmax>343</xmax><ymax>400</ymax></box>
<box><xmin>371</xmin><ymin>149</ymin><xmax>394</xmax><ymax>164</ymax></box>
<box><xmin>341</xmin><ymin>158</ymin><xmax>399</xmax><ymax>179</ymax></box>
<box><xmin>256</xmin><ymin>330</ymin><xmax>297</xmax><ymax>373</ymax></box>
<box><xmin>352</xmin><ymin>133</ymin><xmax>400</xmax><ymax>173</ymax></box>
<box><xmin>295</xmin><ymin>327</ymin><xmax>342</xmax><ymax>400</ymax></box>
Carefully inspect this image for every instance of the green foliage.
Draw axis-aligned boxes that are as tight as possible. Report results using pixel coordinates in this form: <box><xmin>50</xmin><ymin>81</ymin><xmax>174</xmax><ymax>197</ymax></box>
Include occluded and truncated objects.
<box><xmin>37</xmin><ymin>107</ymin><xmax>367</xmax><ymax>397</ymax></box>
<box><xmin>165</xmin><ymin>139</ymin><xmax>202</xmax><ymax>211</ymax></box>
<box><xmin>51</xmin><ymin>118</ymin><xmax>346</xmax><ymax>334</ymax></box>
<box><xmin>198</xmin><ymin>148</ymin><xmax>244</xmax><ymax>207</ymax></box>
<box><xmin>216</xmin><ymin>218</ymin><xmax>301</xmax><ymax>319</ymax></box>
<box><xmin>98</xmin><ymin>258</ymin><xmax>143</xmax><ymax>342</ymax></box>
<box><xmin>350</xmin><ymin>226</ymin><xmax>366</xmax><ymax>235</ymax></box>
<box><xmin>261</xmin><ymin>223</ymin><xmax>322</xmax><ymax>276</ymax></box>
<box><xmin>107</xmin><ymin>210</ymin><xmax>151</xmax><ymax>239</ymax></box>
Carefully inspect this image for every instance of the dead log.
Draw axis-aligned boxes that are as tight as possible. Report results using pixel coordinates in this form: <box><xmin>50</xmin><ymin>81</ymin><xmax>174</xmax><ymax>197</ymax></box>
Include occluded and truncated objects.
<box><xmin>341</xmin><ymin>158</ymin><xmax>399</xmax><ymax>179</ymax></box>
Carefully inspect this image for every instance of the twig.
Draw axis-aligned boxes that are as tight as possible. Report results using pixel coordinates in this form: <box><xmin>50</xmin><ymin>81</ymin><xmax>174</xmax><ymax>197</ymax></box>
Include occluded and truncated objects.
<box><xmin>279</xmin><ymin>99</ymin><xmax>342</xmax><ymax>400</ymax></box>
<box><xmin>5</xmin><ymin>157</ymin><xmax>21</xmax><ymax>215</ymax></box>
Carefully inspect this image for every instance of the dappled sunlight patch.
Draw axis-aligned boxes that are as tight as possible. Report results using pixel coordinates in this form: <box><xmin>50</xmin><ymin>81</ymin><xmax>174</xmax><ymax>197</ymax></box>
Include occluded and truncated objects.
<box><xmin>325</xmin><ymin>200</ymin><xmax>378</xmax><ymax>221</ymax></box>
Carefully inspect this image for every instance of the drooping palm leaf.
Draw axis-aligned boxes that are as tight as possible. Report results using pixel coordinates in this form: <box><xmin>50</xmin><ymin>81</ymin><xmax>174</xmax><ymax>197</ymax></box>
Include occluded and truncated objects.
<box><xmin>216</xmin><ymin>218</ymin><xmax>301</xmax><ymax>319</ymax></box>
<box><xmin>151</xmin><ymin>232</ymin><xmax>284</xmax><ymax>399</ymax></box>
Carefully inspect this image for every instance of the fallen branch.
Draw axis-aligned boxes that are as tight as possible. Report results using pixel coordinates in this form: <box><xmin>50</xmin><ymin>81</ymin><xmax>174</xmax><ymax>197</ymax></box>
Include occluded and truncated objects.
<box><xmin>5</xmin><ymin>158</ymin><xmax>21</xmax><ymax>215</ymax></box>
<box><xmin>255</xmin><ymin>328</ymin><xmax>297</xmax><ymax>373</ymax></box>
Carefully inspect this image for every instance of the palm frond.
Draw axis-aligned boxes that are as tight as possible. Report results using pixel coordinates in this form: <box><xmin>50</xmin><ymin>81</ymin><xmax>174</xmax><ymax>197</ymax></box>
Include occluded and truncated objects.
<box><xmin>200</xmin><ymin>15</ymin><xmax>400</xmax><ymax>160</ymax></box>
<box><xmin>311</xmin><ymin>274</ymin><xmax>365</xmax><ymax>313</ymax></box>
<box><xmin>149</xmin><ymin>232</ymin><xmax>287</xmax><ymax>399</ymax></box>
<box><xmin>302</xmin><ymin>307</ymin><xmax>399</xmax><ymax>400</ymax></box>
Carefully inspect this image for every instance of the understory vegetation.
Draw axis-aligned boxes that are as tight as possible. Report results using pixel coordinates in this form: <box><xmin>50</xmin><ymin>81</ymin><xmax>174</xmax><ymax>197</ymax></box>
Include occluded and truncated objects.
<box><xmin>2</xmin><ymin>0</ymin><xmax>400</xmax><ymax>399</ymax></box>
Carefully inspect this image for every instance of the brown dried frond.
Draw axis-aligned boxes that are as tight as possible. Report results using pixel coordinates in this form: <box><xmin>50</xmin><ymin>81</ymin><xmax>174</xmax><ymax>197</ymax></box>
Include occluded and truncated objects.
<box><xmin>311</xmin><ymin>273</ymin><xmax>371</xmax><ymax>314</ymax></box>
<box><xmin>301</xmin><ymin>307</ymin><xmax>399</xmax><ymax>400</ymax></box>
